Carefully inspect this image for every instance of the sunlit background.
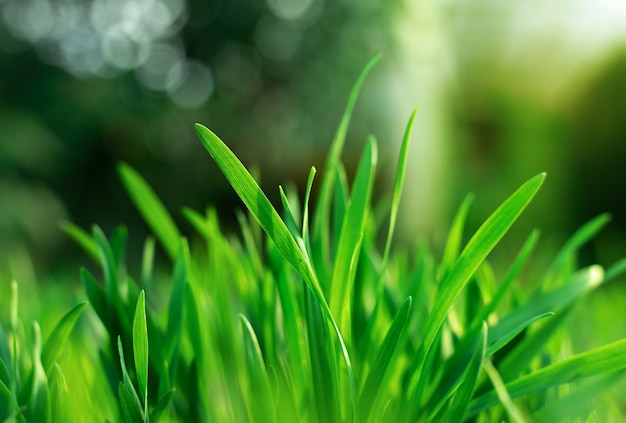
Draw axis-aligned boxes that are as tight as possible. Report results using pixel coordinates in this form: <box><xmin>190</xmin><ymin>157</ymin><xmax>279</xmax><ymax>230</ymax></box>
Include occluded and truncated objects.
<box><xmin>2</xmin><ymin>0</ymin><xmax>626</xmax><ymax>282</ymax></box>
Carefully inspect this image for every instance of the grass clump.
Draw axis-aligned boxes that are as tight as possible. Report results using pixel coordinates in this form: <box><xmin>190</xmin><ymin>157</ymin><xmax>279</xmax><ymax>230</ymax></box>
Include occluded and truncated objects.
<box><xmin>53</xmin><ymin>57</ymin><xmax>626</xmax><ymax>422</ymax></box>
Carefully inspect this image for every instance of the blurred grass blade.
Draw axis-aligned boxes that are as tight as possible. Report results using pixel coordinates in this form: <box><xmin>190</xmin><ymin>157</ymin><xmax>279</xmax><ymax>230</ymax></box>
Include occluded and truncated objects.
<box><xmin>60</xmin><ymin>221</ymin><xmax>99</xmax><ymax>262</ymax></box>
<box><xmin>41</xmin><ymin>302</ymin><xmax>88</xmax><ymax>373</ymax></box>
<box><xmin>467</xmin><ymin>337</ymin><xmax>626</xmax><ymax>417</ymax></box>
<box><xmin>80</xmin><ymin>268</ymin><xmax>108</xmax><ymax>326</ymax></box>
<box><xmin>133</xmin><ymin>291</ymin><xmax>149</xmax><ymax>409</ymax></box>
<box><xmin>141</xmin><ymin>236</ymin><xmax>156</xmax><ymax>289</ymax></box>
<box><xmin>546</xmin><ymin>213</ymin><xmax>611</xmax><ymax>280</ymax></box>
<box><xmin>533</xmin><ymin>371</ymin><xmax>623</xmax><ymax>421</ymax></box>
<box><xmin>119</xmin><ymin>382</ymin><xmax>144</xmax><ymax>423</ymax></box>
<box><xmin>409</xmin><ymin>173</ymin><xmax>545</xmax><ymax>401</ymax></box>
<box><xmin>359</xmin><ymin>297</ymin><xmax>412</xmax><ymax>422</ymax></box>
<box><xmin>586</xmin><ymin>410</ymin><xmax>597</xmax><ymax>423</ymax></box>
<box><xmin>482</xmin><ymin>359</ymin><xmax>528</xmax><ymax>423</ymax></box>
<box><xmin>437</xmin><ymin>322</ymin><xmax>487</xmax><ymax>423</ymax></box>
<box><xmin>240</xmin><ymin>314</ymin><xmax>276</xmax><ymax>423</ymax></box>
<box><xmin>150</xmin><ymin>388</ymin><xmax>176</xmax><ymax>423</ymax></box>
<box><xmin>118</xmin><ymin>162</ymin><xmax>181</xmax><ymax>260</ymax></box>
<box><xmin>118</xmin><ymin>337</ymin><xmax>142</xmax><ymax>418</ymax></box>
<box><xmin>165</xmin><ymin>241</ymin><xmax>188</xmax><ymax>367</ymax></box>
<box><xmin>489</xmin><ymin>265</ymin><xmax>603</xmax><ymax>344</ymax></box>
<box><xmin>486</xmin><ymin>312</ymin><xmax>553</xmax><ymax>356</ymax></box>
<box><xmin>49</xmin><ymin>363</ymin><xmax>69</xmax><ymax>422</ymax></box>
<box><xmin>26</xmin><ymin>322</ymin><xmax>50</xmax><ymax>423</ymax></box>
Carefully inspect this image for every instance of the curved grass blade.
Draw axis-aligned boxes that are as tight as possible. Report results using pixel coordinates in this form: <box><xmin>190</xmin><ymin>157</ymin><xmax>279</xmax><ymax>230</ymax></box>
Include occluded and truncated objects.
<box><xmin>489</xmin><ymin>265</ymin><xmax>603</xmax><ymax>345</ymax></box>
<box><xmin>408</xmin><ymin>173</ymin><xmax>546</xmax><ymax>403</ymax></box>
<box><xmin>240</xmin><ymin>314</ymin><xmax>276</xmax><ymax>423</ymax></box>
<box><xmin>118</xmin><ymin>162</ymin><xmax>181</xmax><ymax>261</ymax></box>
<box><xmin>133</xmin><ymin>291</ymin><xmax>149</xmax><ymax>410</ymax></box>
<box><xmin>195</xmin><ymin>124</ymin><xmax>313</xmax><ymax>288</ymax></box>
<box><xmin>359</xmin><ymin>297</ymin><xmax>412</xmax><ymax>423</ymax></box>
<box><xmin>545</xmin><ymin>213</ymin><xmax>611</xmax><ymax>280</ymax></box>
<box><xmin>41</xmin><ymin>302</ymin><xmax>88</xmax><ymax>373</ymax></box>
<box><xmin>467</xmin><ymin>337</ymin><xmax>626</xmax><ymax>417</ymax></box>
<box><xmin>60</xmin><ymin>221</ymin><xmax>99</xmax><ymax>262</ymax></box>
<box><xmin>486</xmin><ymin>312</ymin><xmax>554</xmax><ymax>357</ymax></box>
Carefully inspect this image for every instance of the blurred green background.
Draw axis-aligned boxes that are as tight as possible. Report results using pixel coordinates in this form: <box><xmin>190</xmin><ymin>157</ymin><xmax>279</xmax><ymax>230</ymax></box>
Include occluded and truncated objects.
<box><xmin>2</xmin><ymin>0</ymin><xmax>626</xmax><ymax>291</ymax></box>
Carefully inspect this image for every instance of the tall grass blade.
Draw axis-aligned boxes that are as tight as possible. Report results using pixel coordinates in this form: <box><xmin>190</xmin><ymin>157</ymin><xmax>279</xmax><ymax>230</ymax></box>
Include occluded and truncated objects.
<box><xmin>240</xmin><ymin>314</ymin><xmax>276</xmax><ymax>423</ymax></box>
<box><xmin>133</xmin><ymin>291</ymin><xmax>149</xmax><ymax>411</ymax></box>
<box><xmin>118</xmin><ymin>162</ymin><xmax>181</xmax><ymax>261</ymax></box>
<box><xmin>330</xmin><ymin>136</ymin><xmax>377</xmax><ymax>338</ymax></box>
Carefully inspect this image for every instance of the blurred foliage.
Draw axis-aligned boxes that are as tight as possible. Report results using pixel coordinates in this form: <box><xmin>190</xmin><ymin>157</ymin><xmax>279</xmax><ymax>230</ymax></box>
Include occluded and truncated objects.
<box><xmin>1</xmin><ymin>0</ymin><xmax>626</xmax><ymax>276</ymax></box>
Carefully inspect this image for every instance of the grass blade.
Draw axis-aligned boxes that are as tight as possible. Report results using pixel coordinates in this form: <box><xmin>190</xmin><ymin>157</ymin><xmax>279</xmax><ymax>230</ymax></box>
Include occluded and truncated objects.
<box><xmin>149</xmin><ymin>388</ymin><xmax>176</xmax><ymax>423</ymax></box>
<box><xmin>489</xmin><ymin>265</ymin><xmax>604</xmax><ymax>344</ymax></box>
<box><xmin>359</xmin><ymin>297</ymin><xmax>412</xmax><ymax>422</ymax></box>
<box><xmin>545</xmin><ymin>213</ymin><xmax>611</xmax><ymax>281</ymax></box>
<box><xmin>437</xmin><ymin>322</ymin><xmax>487</xmax><ymax>423</ymax></box>
<box><xmin>133</xmin><ymin>291</ymin><xmax>149</xmax><ymax>410</ymax></box>
<box><xmin>118</xmin><ymin>162</ymin><xmax>181</xmax><ymax>261</ymax></box>
<box><xmin>41</xmin><ymin>302</ymin><xmax>88</xmax><ymax>373</ymax></box>
<box><xmin>330</xmin><ymin>136</ymin><xmax>377</xmax><ymax>338</ymax></box>
<box><xmin>408</xmin><ymin>173</ymin><xmax>546</xmax><ymax>403</ymax></box>
<box><xmin>240</xmin><ymin>314</ymin><xmax>276</xmax><ymax>423</ymax></box>
<box><xmin>195</xmin><ymin>124</ymin><xmax>314</xmax><ymax>291</ymax></box>
<box><xmin>119</xmin><ymin>383</ymin><xmax>144</xmax><ymax>423</ymax></box>
<box><xmin>60</xmin><ymin>221</ymin><xmax>99</xmax><ymax>262</ymax></box>
<box><xmin>467</xmin><ymin>337</ymin><xmax>626</xmax><ymax>417</ymax></box>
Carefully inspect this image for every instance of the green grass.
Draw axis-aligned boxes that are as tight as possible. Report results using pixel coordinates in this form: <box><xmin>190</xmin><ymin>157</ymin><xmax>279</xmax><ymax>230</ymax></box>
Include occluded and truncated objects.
<box><xmin>3</xmin><ymin>58</ymin><xmax>626</xmax><ymax>422</ymax></box>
